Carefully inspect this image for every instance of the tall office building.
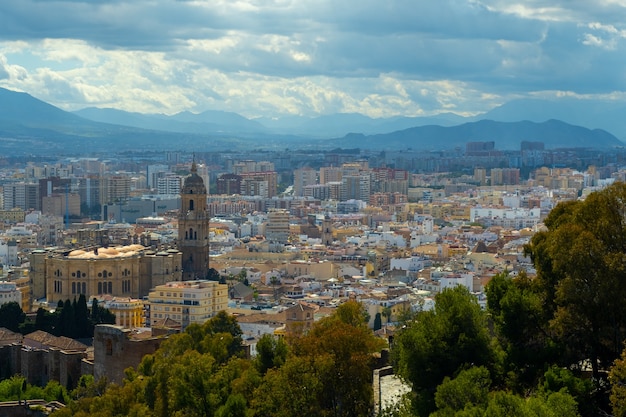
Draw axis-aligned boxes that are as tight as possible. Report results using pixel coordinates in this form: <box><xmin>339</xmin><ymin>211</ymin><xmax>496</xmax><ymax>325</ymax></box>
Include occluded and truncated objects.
<box><xmin>3</xmin><ymin>183</ymin><xmax>40</xmax><ymax>211</ymax></box>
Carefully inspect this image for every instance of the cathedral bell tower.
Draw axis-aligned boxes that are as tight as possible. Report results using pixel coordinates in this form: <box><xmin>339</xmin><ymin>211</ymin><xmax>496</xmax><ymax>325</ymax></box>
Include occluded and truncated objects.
<box><xmin>178</xmin><ymin>161</ymin><xmax>210</xmax><ymax>280</ymax></box>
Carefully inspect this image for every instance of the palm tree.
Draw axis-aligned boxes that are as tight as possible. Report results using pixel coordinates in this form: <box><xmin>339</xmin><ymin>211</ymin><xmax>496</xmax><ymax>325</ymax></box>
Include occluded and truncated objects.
<box><xmin>270</xmin><ymin>276</ymin><xmax>280</xmax><ymax>302</ymax></box>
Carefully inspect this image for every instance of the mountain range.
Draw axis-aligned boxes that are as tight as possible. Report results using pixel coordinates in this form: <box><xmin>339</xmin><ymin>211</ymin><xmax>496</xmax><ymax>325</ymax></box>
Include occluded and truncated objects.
<box><xmin>0</xmin><ymin>86</ymin><xmax>624</xmax><ymax>155</ymax></box>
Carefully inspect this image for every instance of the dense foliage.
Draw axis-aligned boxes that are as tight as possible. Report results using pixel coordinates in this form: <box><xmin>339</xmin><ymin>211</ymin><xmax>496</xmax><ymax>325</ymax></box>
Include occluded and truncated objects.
<box><xmin>1</xmin><ymin>295</ymin><xmax>115</xmax><ymax>338</ymax></box>
<box><xmin>0</xmin><ymin>375</ymin><xmax>69</xmax><ymax>403</ymax></box>
<box><xmin>50</xmin><ymin>301</ymin><xmax>384</xmax><ymax>417</ymax></box>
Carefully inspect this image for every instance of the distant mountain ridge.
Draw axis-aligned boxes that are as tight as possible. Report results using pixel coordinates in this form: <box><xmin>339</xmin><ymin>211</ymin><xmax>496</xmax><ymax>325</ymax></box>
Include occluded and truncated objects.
<box><xmin>0</xmin><ymin>87</ymin><xmax>623</xmax><ymax>155</ymax></box>
<box><xmin>329</xmin><ymin>119</ymin><xmax>623</xmax><ymax>150</ymax></box>
<box><xmin>74</xmin><ymin>107</ymin><xmax>267</xmax><ymax>134</ymax></box>
<box><xmin>480</xmin><ymin>98</ymin><xmax>626</xmax><ymax>140</ymax></box>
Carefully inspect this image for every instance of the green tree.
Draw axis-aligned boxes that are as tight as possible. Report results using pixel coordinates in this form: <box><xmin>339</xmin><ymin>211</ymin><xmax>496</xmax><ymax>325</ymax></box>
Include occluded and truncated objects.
<box><xmin>237</xmin><ymin>269</ymin><xmax>247</xmax><ymax>283</ymax></box>
<box><xmin>393</xmin><ymin>286</ymin><xmax>494</xmax><ymax>415</ymax></box>
<box><xmin>486</xmin><ymin>271</ymin><xmax>559</xmax><ymax>389</ymax></box>
<box><xmin>200</xmin><ymin>310</ymin><xmax>244</xmax><ymax>358</ymax></box>
<box><xmin>270</xmin><ymin>276</ymin><xmax>280</xmax><ymax>302</ymax></box>
<box><xmin>35</xmin><ymin>307</ymin><xmax>56</xmax><ymax>333</ymax></box>
<box><xmin>0</xmin><ymin>301</ymin><xmax>26</xmax><ymax>333</ymax></box>
<box><xmin>374</xmin><ymin>313</ymin><xmax>382</xmax><ymax>331</ymax></box>
<box><xmin>206</xmin><ymin>267</ymin><xmax>221</xmax><ymax>281</ymax></box>
<box><xmin>252</xmin><ymin>355</ymin><xmax>326</xmax><ymax>417</ymax></box>
<box><xmin>432</xmin><ymin>366</ymin><xmax>491</xmax><ymax>416</ymax></box>
<box><xmin>525</xmin><ymin>182</ymin><xmax>626</xmax><ymax>382</ymax></box>
<box><xmin>57</xmin><ymin>298</ymin><xmax>77</xmax><ymax>338</ymax></box>
<box><xmin>285</xmin><ymin>301</ymin><xmax>385</xmax><ymax>417</ymax></box>
<box><xmin>255</xmin><ymin>334</ymin><xmax>288</xmax><ymax>375</ymax></box>
<box><xmin>609</xmin><ymin>346</ymin><xmax>626</xmax><ymax>417</ymax></box>
<box><xmin>90</xmin><ymin>298</ymin><xmax>100</xmax><ymax>322</ymax></box>
<box><xmin>75</xmin><ymin>294</ymin><xmax>92</xmax><ymax>337</ymax></box>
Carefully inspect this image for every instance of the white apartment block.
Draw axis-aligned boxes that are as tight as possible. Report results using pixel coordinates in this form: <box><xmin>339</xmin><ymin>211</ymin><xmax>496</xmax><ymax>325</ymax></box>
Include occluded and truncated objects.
<box><xmin>146</xmin><ymin>280</ymin><xmax>228</xmax><ymax>329</ymax></box>
<box><xmin>470</xmin><ymin>207</ymin><xmax>541</xmax><ymax>228</ymax></box>
<box><xmin>157</xmin><ymin>174</ymin><xmax>183</xmax><ymax>195</ymax></box>
<box><xmin>390</xmin><ymin>256</ymin><xmax>430</xmax><ymax>273</ymax></box>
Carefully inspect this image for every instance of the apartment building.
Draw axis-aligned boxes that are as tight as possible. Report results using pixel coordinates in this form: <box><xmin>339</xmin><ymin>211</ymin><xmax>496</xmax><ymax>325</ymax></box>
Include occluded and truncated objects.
<box><xmin>146</xmin><ymin>280</ymin><xmax>228</xmax><ymax>328</ymax></box>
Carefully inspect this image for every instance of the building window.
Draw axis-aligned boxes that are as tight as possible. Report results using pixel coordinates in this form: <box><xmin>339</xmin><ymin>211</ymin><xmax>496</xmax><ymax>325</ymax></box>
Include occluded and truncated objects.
<box><xmin>106</xmin><ymin>339</ymin><xmax>113</xmax><ymax>356</ymax></box>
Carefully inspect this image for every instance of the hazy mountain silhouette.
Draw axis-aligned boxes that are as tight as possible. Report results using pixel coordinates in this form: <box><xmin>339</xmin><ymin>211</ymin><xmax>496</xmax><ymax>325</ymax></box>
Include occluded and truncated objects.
<box><xmin>329</xmin><ymin>119</ymin><xmax>623</xmax><ymax>150</ymax></box>
<box><xmin>0</xmin><ymin>87</ymin><xmax>623</xmax><ymax>155</ymax></box>
<box><xmin>477</xmin><ymin>98</ymin><xmax>626</xmax><ymax>140</ymax></box>
<box><xmin>75</xmin><ymin>107</ymin><xmax>267</xmax><ymax>134</ymax></box>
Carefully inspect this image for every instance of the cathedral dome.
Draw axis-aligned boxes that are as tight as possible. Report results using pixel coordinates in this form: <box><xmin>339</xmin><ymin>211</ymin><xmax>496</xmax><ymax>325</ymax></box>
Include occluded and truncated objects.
<box><xmin>182</xmin><ymin>162</ymin><xmax>206</xmax><ymax>194</ymax></box>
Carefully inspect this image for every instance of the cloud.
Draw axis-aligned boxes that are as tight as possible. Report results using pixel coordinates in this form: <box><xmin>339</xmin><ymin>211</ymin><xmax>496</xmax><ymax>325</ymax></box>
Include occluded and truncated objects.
<box><xmin>1</xmin><ymin>0</ymin><xmax>626</xmax><ymax>117</ymax></box>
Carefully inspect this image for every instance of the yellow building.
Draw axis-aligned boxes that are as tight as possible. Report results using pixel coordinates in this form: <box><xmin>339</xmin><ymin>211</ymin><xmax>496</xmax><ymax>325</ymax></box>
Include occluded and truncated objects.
<box><xmin>146</xmin><ymin>280</ymin><xmax>228</xmax><ymax>329</ymax></box>
<box><xmin>97</xmin><ymin>296</ymin><xmax>145</xmax><ymax>328</ymax></box>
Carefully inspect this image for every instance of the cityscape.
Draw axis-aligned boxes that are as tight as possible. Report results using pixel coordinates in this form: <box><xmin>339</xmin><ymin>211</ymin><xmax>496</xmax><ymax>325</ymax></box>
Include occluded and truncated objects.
<box><xmin>0</xmin><ymin>135</ymin><xmax>625</xmax><ymax>415</ymax></box>
<box><xmin>4</xmin><ymin>1</ymin><xmax>626</xmax><ymax>416</ymax></box>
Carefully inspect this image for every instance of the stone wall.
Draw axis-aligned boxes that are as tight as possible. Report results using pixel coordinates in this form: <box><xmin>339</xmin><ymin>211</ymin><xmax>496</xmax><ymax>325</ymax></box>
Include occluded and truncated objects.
<box><xmin>93</xmin><ymin>325</ymin><xmax>165</xmax><ymax>385</ymax></box>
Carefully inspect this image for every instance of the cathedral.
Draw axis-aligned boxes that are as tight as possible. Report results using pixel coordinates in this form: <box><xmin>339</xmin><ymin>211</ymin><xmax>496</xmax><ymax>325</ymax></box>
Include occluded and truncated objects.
<box><xmin>178</xmin><ymin>161</ymin><xmax>210</xmax><ymax>280</ymax></box>
<box><xmin>31</xmin><ymin>162</ymin><xmax>210</xmax><ymax>304</ymax></box>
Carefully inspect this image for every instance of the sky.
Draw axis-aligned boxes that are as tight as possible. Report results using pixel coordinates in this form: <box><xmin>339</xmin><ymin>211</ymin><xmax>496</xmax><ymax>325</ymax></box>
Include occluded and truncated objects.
<box><xmin>1</xmin><ymin>0</ymin><xmax>626</xmax><ymax>119</ymax></box>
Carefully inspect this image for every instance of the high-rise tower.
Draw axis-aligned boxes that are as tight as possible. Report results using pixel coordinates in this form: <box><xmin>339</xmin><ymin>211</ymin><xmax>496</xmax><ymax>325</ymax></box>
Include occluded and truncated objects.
<box><xmin>178</xmin><ymin>162</ymin><xmax>210</xmax><ymax>280</ymax></box>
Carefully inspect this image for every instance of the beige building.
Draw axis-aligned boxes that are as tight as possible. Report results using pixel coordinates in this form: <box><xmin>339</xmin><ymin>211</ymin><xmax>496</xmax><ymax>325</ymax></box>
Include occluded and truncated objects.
<box><xmin>30</xmin><ymin>245</ymin><xmax>182</xmax><ymax>303</ymax></box>
<box><xmin>146</xmin><ymin>280</ymin><xmax>228</xmax><ymax>329</ymax></box>
<box><xmin>285</xmin><ymin>260</ymin><xmax>336</xmax><ymax>281</ymax></box>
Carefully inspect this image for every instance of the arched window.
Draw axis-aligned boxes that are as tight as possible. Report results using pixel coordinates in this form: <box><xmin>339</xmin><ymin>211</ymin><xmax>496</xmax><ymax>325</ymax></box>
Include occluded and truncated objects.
<box><xmin>189</xmin><ymin>199</ymin><xmax>194</xmax><ymax>211</ymax></box>
<box><xmin>189</xmin><ymin>228</ymin><xmax>193</xmax><ymax>240</ymax></box>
